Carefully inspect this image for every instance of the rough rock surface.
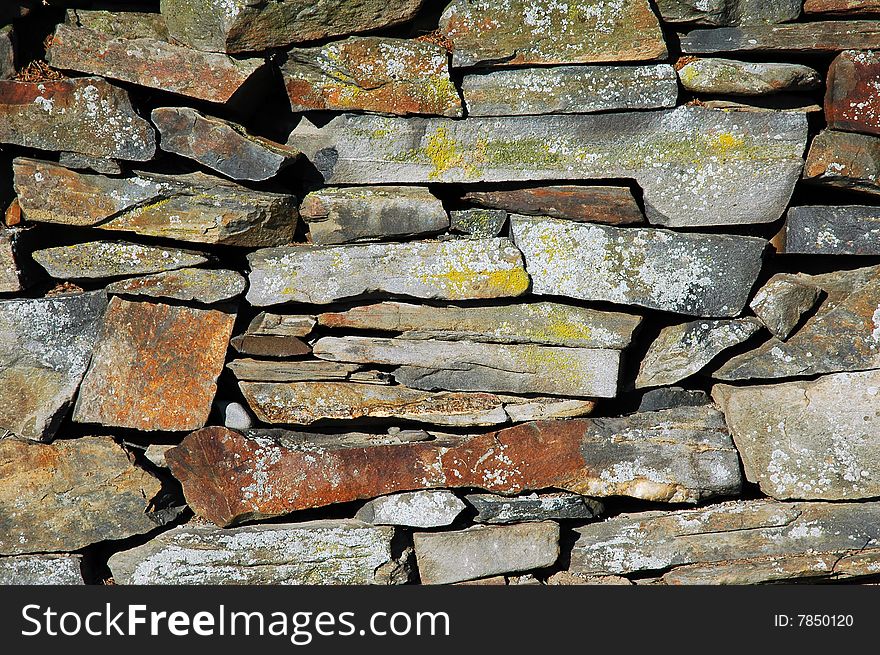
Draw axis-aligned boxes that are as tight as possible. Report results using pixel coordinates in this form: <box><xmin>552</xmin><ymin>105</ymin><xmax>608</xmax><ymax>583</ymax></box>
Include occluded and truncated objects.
<box><xmin>227</xmin><ymin>359</ymin><xmax>365</xmax><ymax>383</ymax></box>
<box><xmin>32</xmin><ymin>241</ymin><xmax>210</xmax><ymax>280</ymax></box>
<box><xmin>356</xmin><ymin>491</ymin><xmax>466</xmax><ymax>528</ymax></box>
<box><xmin>656</xmin><ymin>0</ymin><xmax>802</xmax><ymax>25</ymax></box>
<box><xmin>449</xmin><ymin>209</ymin><xmax>507</xmax><ymax>237</ymax></box>
<box><xmin>826</xmin><ymin>50</ymin><xmax>880</xmax><ymax>136</ymax></box>
<box><xmin>681</xmin><ymin>21</ymin><xmax>880</xmax><ymax>53</ymax></box>
<box><xmin>783</xmin><ymin>205</ymin><xmax>880</xmax><ymax>255</ymax></box>
<box><xmin>466</xmin><ymin>492</ymin><xmax>603</xmax><ymax>524</ymax></box>
<box><xmin>678</xmin><ymin>58</ymin><xmax>821</xmax><ymax>96</ymax></box>
<box><xmin>748</xmin><ymin>274</ymin><xmax>821</xmax><ymax>340</ymax></box>
<box><xmin>0</xmin><ymin>230</ymin><xmax>21</xmax><ymax>294</ymax></box>
<box><xmin>106</xmin><ymin>268</ymin><xmax>247</xmax><ymax>304</ymax></box>
<box><xmin>0</xmin><ymin>555</ymin><xmax>83</xmax><ymax>585</ymax></box>
<box><xmin>461</xmin><ymin>186</ymin><xmax>644</xmax><ymax>224</ymax></box>
<box><xmin>803</xmin><ymin>129</ymin><xmax>880</xmax><ymax>195</ymax></box>
<box><xmin>230</xmin><ymin>312</ymin><xmax>315</xmax><ymax>357</ymax></box>
<box><xmin>0</xmin><ymin>26</ymin><xmax>14</xmax><ymax>80</ymax></box>
<box><xmin>805</xmin><ymin>0</ymin><xmax>880</xmax><ymax>15</ymax></box>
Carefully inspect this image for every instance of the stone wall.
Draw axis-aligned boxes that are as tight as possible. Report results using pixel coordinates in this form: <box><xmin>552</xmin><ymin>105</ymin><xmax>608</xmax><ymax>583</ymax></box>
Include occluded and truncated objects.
<box><xmin>1</xmin><ymin>0</ymin><xmax>879</xmax><ymax>586</ymax></box>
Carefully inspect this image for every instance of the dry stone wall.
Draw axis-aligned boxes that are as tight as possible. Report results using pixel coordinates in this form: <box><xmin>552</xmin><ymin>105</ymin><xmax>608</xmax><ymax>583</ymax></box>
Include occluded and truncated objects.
<box><xmin>1</xmin><ymin>0</ymin><xmax>879</xmax><ymax>586</ymax></box>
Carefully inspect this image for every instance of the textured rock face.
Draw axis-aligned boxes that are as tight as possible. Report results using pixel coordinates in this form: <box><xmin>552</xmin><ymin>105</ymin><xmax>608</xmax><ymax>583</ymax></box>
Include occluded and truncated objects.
<box><xmin>439</xmin><ymin>0</ymin><xmax>667</xmax><ymax>68</ymax></box>
<box><xmin>0</xmin><ymin>555</ymin><xmax>83</xmax><ymax>585</ymax></box>
<box><xmin>109</xmin><ymin>521</ymin><xmax>402</xmax><ymax>585</ymax></box>
<box><xmin>0</xmin><ymin>77</ymin><xmax>155</xmax><ymax>160</ymax></box>
<box><xmin>0</xmin><ymin>26</ymin><xmax>14</xmax><ymax>80</ymax></box>
<box><xmin>289</xmin><ymin>107</ymin><xmax>807</xmax><ymax>228</ymax></box>
<box><xmin>510</xmin><ymin>216</ymin><xmax>766</xmax><ymax>317</ymax></box>
<box><xmin>678</xmin><ymin>59</ymin><xmax>821</xmax><ymax>96</ymax></box>
<box><xmin>32</xmin><ymin>241</ymin><xmax>210</xmax><ymax>280</ymax></box>
<box><xmin>803</xmin><ymin>129</ymin><xmax>880</xmax><ymax>194</ymax></box>
<box><xmin>461</xmin><ymin>186</ymin><xmax>644</xmax><ymax>224</ymax></box>
<box><xmin>784</xmin><ymin>205</ymin><xmax>880</xmax><ymax>255</ymax></box>
<box><xmin>0</xmin><ymin>292</ymin><xmax>106</xmax><ymax>441</ymax></box>
<box><xmin>246</xmin><ymin>238</ymin><xmax>529</xmax><ymax>306</ymax></box>
<box><xmin>0</xmin><ymin>230</ymin><xmax>22</xmax><ymax>294</ymax></box>
<box><xmin>450</xmin><ymin>209</ymin><xmax>507</xmax><ymax>237</ymax></box>
<box><xmin>106</xmin><ymin>268</ymin><xmax>247</xmax><ymax>304</ymax></box>
<box><xmin>826</xmin><ymin>50</ymin><xmax>880</xmax><ymax>136</ymax></box>
<box><xmin>165</xmin><ymin>407</ymin><xmax>741</xmax><ymax>526</ymax></box>
<box><xmin>466</xmin><ymin>492</ymin><xmax>603</xmax><ymax>524</ymax></box>
<box><xmin>681</xmin><ymin>21</ymin><xmax>880</xmax><ymax>53</ymax></box>
<box><xmin>656</xmin><ymin>0</ymin><xmax>802</xmax><ymax>25</ymax></box>
<box><xmin>73</xmin><ymin>297</ymin><xmax>235</xmax><ymax>431</ymax></box>
<box><xmin>805</xmin><ymin>0</ymin><xmax>880</xmax><ymax>14</ymax></box>
<box><xmin>749</xmin><ymin>274</ymin><xmax>821</xmax><ymax>340</ymax></box>
<box><xmin>356</xmin><ymin>491</ymin><xmax>466</xmax><ymax>528</ymax></box>
<box><xmin>0</xmin><ymin>436</ymin><xmax>162</xmax><ymax>555</ymax></box>
<box><xmin>230</xmin><ymin>312</ymin><xmax>315</xmax><ymax>357</ymax></box>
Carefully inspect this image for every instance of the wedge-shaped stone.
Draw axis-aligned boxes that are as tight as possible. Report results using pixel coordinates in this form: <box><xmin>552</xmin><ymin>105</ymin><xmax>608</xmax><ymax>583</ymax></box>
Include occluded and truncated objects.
<box><xmin>463</xmin><ymin>65</ymin><xmax>677</xmax><ymax>116</ymax></box>
<box><xmin>803</xmin><ymin>129</ymin><xmax>880</xmax><ymax>195</ymax></box>
<box><xmin>713</xmin><ymin>371</ymin><xmax>880</xmax><ymax>500</ymax></box>
<box><xmin>678</xmin><ymin>58</ymin><xmax>821</xmax><ymax>96</ymax></box>
<box><xmin>805</xmin><ymin>0</ymin><xmax>880</xmax><ymax>15</ymax></box>
<box><xmin>239</xmin><ymin>381</ymin><xmax>595</xmax><ymax>427</ymax></box>
<box><xmin>439</xmin><ymin>0</ymin><xmax>667</xmax><ymax>68</ymax></box>
<box><xmin>160</xmin><ymin>0</ymin><xmax>428</xmax><ymax>53</ymax></box>
<box><xmin>414</xmin><ymin>523</ymin><xmax>560</xmax><ymax>585</ymax></box>
<box><xmin>0</xmin><ymin>555</ymin><xmax>83</xmax><ymax>585</ymax></box>
<box><xmin>47</xmin><ymin>19</ymin><xmax>263</xmax><ymax>105</ymax></box>
<box><xmin>656</xmin><ymin>0</ymin><xmax>802</xmax><ymax>25</ymax></box>
<box><xmin>32</xmin><ymin>241</ymin><xmax>209</xmax><ymax>280</ymax></box>
<box><xmin>151</xmin><ymin>107</ymin><xmax>300</xmax><ymax>182</ymax></box>
<box><xmin>109</xmin><ymin>520</ymin><xmax>402</xmax><ymax>585</ymax></box>
<box><xmin>462</xmin><ymin>186</ymin><xmax>644</xmax><ymax>224</ymax></box>
<box><xmin>0</xmin><ymin>291</ymin><xmax>106</xmax><ymax>441</ymax></box>
<box><xmin>0</xmin><ymin>77</ymin><xmax>155</xmax><ymax>161</ymax></box>
<box><xmin>106</xmin><ymin>268</ymin><xmax>246</xmax><ymax>304</ymax></box>
<box><xmin>166</xmin><ymin>406</ymin><xmax>741</xmax><ymax>525</ymax></box>
<box><xmin>247</xmin><ymin>238</ymin><xmax>529</xmax><ymax>306</ymax></box>
<box><xmin>681</xmin><ymin>21</ymin><xmax>880</xmax><ymax>54</ymax></box>
<box><xmin>0</xmin><ymin>436</ymin><xmax>162</xmax><ymax>555</ymax></box>
<box><xmin>826</xmin><ymin>50</ymin><xmax>880</xmax><ymax>136</ymax></box>
<box><xmin>314</xmin><ymin>336</ymin><xmax>620</xmax><ymax>397</ymax></box>
<box><xmin>289</xmin><ymin>107</ymin><xmax>807</xmax><ymax>228</ymax></box>
<box><xmin>14</xmin><ymin>158</ymin><xmax>297</xmax><ymax>247</ymax></box>
<box><xmin>73</xmin><ymin>297</ymin><xmax>235</xmax><ymax>431</ymax></box>
<box><xmin>636</xmin><ymin>318</ymin><xmax>762</xmax><ymax>388</ymax></box>
<box><xmin>715</xmin><ymin>265</ymin><xmax>880</xmax><ymax>380</ymax></box>
<box><xmin>231</xmin><ymin>312</ymin><xmax>315</xmax><ymax>357</ymax></box>
<box><xmin>783</xmin><ymin>205</ymin><xmax>880</xmax><ymax>255</ymax></box>
<box><xmin>301</xmin><ymin>186</ymin><xmax>448</xmax><ymax>245</ymax></box>
<box><xmin>749</xmin><ymin>274</ymin><xmax>821</xmax><ymax>341</ymax></box>
<box><xmin>569</xmin><ymin>500</ymin><xmax>880</xmax><ymax>582</ymax></box>
<box><xmin>466</xmin><ymin>492</ymin><xmax>603</xmax><ymax>524</ymax></box>
<box><xmin>228</xmin><ymin>359</ymin><xmax>364</xmax><ymax>383</ymax></box>
<box><xmin>0</xmin><ymin>229</ymin><xmax>21</xmax><ymax>294</ymax></box>
<box><xmin>356</xmin><ymin>491</ymin><xmax>466</xmax><ymax>528</ymax></box>
<box><xmin>511</xmin><ymin>217</ymin><xmax>766</xmax><ymax>317</ymax></box>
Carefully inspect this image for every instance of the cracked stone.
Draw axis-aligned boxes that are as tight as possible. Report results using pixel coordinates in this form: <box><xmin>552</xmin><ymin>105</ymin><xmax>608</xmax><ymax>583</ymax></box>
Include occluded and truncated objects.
<box><xmin>803</xmin><ymin>129</ymin><xmax>880</xmax><ymax>195</ymax></box>
<box><xmin>106</xmin><ymin>268</ymin><xmax>247</xmax><ymax>304</ymax></box>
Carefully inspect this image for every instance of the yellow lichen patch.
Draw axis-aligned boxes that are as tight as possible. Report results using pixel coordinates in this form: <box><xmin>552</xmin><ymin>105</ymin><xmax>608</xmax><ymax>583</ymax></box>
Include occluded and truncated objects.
<box><xmin>714</xmin><ymin>132</ymin><xmax>745</xmax><ymax>153</ymax></box>
<box><xmin>424</xmin><ymin>125</ymin><xmax>465</xmax><ymax>180</ymax></box>
<box><xmin>421</xmin><ymin>265</ymin><xmax>529</xmax><ymax>298</ymax></box>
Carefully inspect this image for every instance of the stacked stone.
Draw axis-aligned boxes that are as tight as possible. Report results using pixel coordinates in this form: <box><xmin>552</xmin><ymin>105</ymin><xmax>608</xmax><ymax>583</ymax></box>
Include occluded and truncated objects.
<box><xmin>1</xmin><ymin>0</ymin><xmax>879</xmax><ymax>586</ymax></box>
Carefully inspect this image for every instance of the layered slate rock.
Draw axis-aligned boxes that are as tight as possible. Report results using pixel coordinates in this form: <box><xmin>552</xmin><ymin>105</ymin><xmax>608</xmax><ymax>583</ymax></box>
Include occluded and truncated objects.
<box><xmin>462</xmin><ymin>186</ymin><xmax>644</xmax><ymax>224</ymax></box>
<box><xmin>749</xmin><ymin>274</ymin><xmax>821</xmax><ymax>340</ymax></box>
<box><xmin>0</xmin><ymin>555</ymin><xmax>83</xmax><ymax>585</ymax></box>
<box><xmin>510</xmin><ymin>217</ymin><xmax>766</xmax><ymax>317</ymax></box>
<box><xmin>288</xmin><ymin>107</ymin><xmax>808</xmax><ymax>228</ymax></box>
<box><xmin>413</xmin><ymin>522</ymin><xmax>560</xmax><ymax>585</ymax></box>
<box><xmin>0</xmin><ymin>77</ymin><xmax>155</xmax><ymax>161</ymax></box>
<box><xmin>356</xmin><ymin>491</ymin><xmax>466</xmax><ymax>528</ymax></box>
<box><xmin>246</xmin><ymin>238</ymin><xmax>529</xmax><ymax>306</ymax></box>
<box><xmin>569</xmin><ymin>500</ymin><xmax>880</xmax><ymax>583</ymax></box>
<box><xmin>803</xmin><ymin>129</ymin><xmax>880</xmax><ymax>195</ymax></box>
<box><xmin>0</xmin><ymin>291</ymin><xmax>106</xmax><ymax>441</ymax></box>
<box><xmin>783</xmin><ymin>206</ymin><xmax>880</xmax><ymax>255</ymax></box>
<box><xmin>72</xmin><ymin>297</ymin><xmax>235</xmax><ymax>431</ymax></box>
<box><xmin>300</xmin><ymin>187</ymin><xmax>448</xmax><ymax>245</ymax></box>
<box><xmin>314</xmin><ymin>336</ymin><xmax>621</xmax><ymax>397</ymax></box>
<box><xmin>151</xmin><ymin>107</ymin><xmax>301</xmax><ymax>182</ymax></box>
<box><xmin>462</xmin><ymin>65</ymin><xmax>677</xmax><ymax>116</ymax></box>
<box><xmin>14</xmin><ymin>159</ymin><xmax>297</xmax><ymax>247</ymax></box>
<box><xmin>106</xmin><ymin>268</ymin><xmax>247</xmax><ymax>304</ymax></box>
<box><xmin>318</xmin><ymin>301</ymin><xmax>641</xmax><ymax>348</ymax></box>
<box><xmin>678</xmin><ymin>59</ymin><xmax>821</xmax><ymax>96</ymax></box>
<box><xmin>32</xmin><ymin>241</ymin><xmax>209</xmax><ymax>280</ymax></box>
<box><xmin>450</xmin><ymin>209</ymin><xmax>507</xmax><ymax>237</ymax></box>
<box><xmin>656</xmin><ymin>0</ymin><xmax>802</xmax><ymax>25</ymax></box>
<box><xmin>438</xmin><ymin>0</ymin><xmax>667</xmax><ymax>68</ymax></box>
<box><xmin>466</xmin><ymin>492</ymin><xmax>603</xmax><ymax>524</ymax></box>
<box><xmin>0</xmin><ymin>436</ymin><xmax>162</xmax><ymax>555</ymax></box>
<box><xmin>47</xmin><ymin>19</ymin><xmax>264</xmax><ymax>105</ymax></box>
<box><xmin>284</xmin><ymin>37</ymin><xmax>461</xmax><ymax>117</ymax></box>
<box><xmin>160</xmin><ymin>0</ymin><xmax>428</xmax><ymax>54</ymax></box>
<box><xmin>715</xmin><ymin>265</ymin><xmax>880</xmax><ymax>380</ymax></box>
<box><xmin>681</xmin><ymin>21</ymin><xmax>880</xmax><ymax>54</ymax></box>
<box><xmin>826</xmin><ymin>50</ymin><xmax>880</xmax><ymax>136</ymax></box>
<box><xmin>239</xmin><ymin>381</ymin><xmax>595</xmax><ymax>426</ymax></box>
<box><xmin>166</xmin><ymin>407</ymin><xmax>741</xmax><ymax>526</ymax></box>
<box><xmin>230</xmin><ymin>312</ymin><xmax>314</xmax><ymax>357</ymax></box>
<box><xmin>0</xmin><ymin>229</ymin><xmax>21</xmax><ymax>293</ymax></box>
<box><xmin>636</xmin><ymin>318</ymin><xmax>762</xmax><ymax>388</ymax></box>
<box><xmin>109</xmin><ymin>520</ymin><xmax>403</xmax><ymax>585</ymax></box>
<box><xmin>805</xmin><ymin>0</ymin><xmax>880</xmax><ymax>15</ymax></box>
<box><xmin>227</xmin><ymin>359</ymin><xmax>365</xmax><ymax>383</ymax></box>
<box><xmin>0</xmin><ymin>26</ymin><xmax>14</xmax><ymax>80</ymax></box>
<box><xmin>713</xmin><ymin>371</ymin><xmax>880</xmax><ymax>500</ymax></box>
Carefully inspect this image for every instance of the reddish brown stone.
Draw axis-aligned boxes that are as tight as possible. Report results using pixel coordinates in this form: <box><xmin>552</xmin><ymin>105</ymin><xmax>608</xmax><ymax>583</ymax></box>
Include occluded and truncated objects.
<box><xmin>803</xmin><ymin>129</ymin><xmax>880</xmax><ymax>195</ymax></box>
<box><xmin>805</xmin><ymin>0</ymin><xmax>880</xmax><ymax>15</ymax></box>
<box><xmin>4</xmin><ymin>199</ymin><xmax>20</xmax><ymax>227</ymax></box>
<box><xmin>72</xmin><ymin>297</ymin><xmax>235</xmax><ymax>432</ymax></box>
<box><xmin>826</xmin><ymin>50</ymin><xmax>880</xmax><ymax>136</ymax></box>
<box><xmin>461</xmin><ymin>186</ymin><xmax>644</xmax><ymax>224</ymax></box>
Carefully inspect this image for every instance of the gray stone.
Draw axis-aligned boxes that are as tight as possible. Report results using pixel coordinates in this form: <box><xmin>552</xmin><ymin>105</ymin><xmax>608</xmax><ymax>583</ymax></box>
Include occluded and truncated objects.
<box><xmin>414</xmin><ymin>522</ymin><xmax>560</xmax><ymax>585</ymax></box>
<box><xmin>462</xmin><ymin>65</ymin><xmax>678</xmax><ymax>116</ymax></box>
<box><xmin>1</xmin><ymin>25</ymin><xmax>14</xmax><ymax>79</ymax></box>
<box><xmin>356</xmin><ymin>491</ymin><xmax>466</xmax><ymax>528</ymax></box>
<box><xmin>217</xmin><ymin>400</ymin><xmax>254</xmax><ymax>431</ymax></box>
<box><xmin>636</xmin><ymin>318</ymin><xmax>763</xmax><ymax>388</ymax></box>
<box><xmin>466</xmin><ymin>492</ymin><xmax>603</xmax><ymax>524</ymax></box>
<box><xmin>109</xmin><ymin>520</ymin><xmax>404</xmax><ymax>585</ymax></box>
<box><xmin>300</xmin><ymin>186</ymin><xmax>448</xmax><ymax>245</ymax></box>
<box><xmin>805</xmin><ymin>0</ymin><xmax>880</xmax><ymax>16</ymax></box>
<box><xmin>57</xmin><ymin>152</ymin><xmax>122</xmax><ymax>175</ymax></box>
<box><xmin>656</xmin><ymin>0</ymin><xmax>802</xmax><ymax>25</ymax></box>
<box><xmin>749</xmin><ymin>273</ymin><xmax>822</xmax><ymax>340</ymax></box>
<box><xmin>0</xmin><ymin>291</ymin><xmax>106</xmax><ymax>441</ymax></box>
<box><xmin>678</xmin><ymin>58</ymin><xmax>821</xmax><ymax>96</ymax></box>
<box><xmin>450</xmin><ymin>209</ymin><xmax>507</xmax><ymax>237</ymax></box>
<box><xmin>246</xmin><ymin>238</ymin><xmax>529</xmax><ymax>306</ymax></box>
<box><xmin>144</xmin><ymin>444</ymin><xmax>174</xmax><ymax>469</ymax></box>
<box><xmin>288</xmin><ymin>106</ymin><xmax>807</xmax><ymax>228</ymax></box>
<box><xmin>698</xmin><ymin>96</ymin><xmax>823</xmax><ymax>113</ymax></box>
<box><xmin>228</xmin><ymin>359</ymin><xmax>364</xmax><ymax>383</ymax></box>
<box><xmin>0</xmin><ymin>228</ymin><xmax>21</xmax><ymax>294</ymax></box>
<box><xmin>0</xmin><ymin>555</ymin><xmax>83</xmax><ymax>585</ymax></box>
<box><xmin>637</xmin><ymin>387</ymin><xmax>711</xmax><ymax>413</ymax></box>
<box><xmin>106</xmin><ymin>268</ymin><xmax>246</xmax><ymax>304</ymax></box>
<box><xmin>681</xmin><ymin>21</ymin><xmax>880</xmax><ymax>54</ymax></box>
<box><xmin>32</xmin><ymin>241</ymin><xmax>210</xmax><ymax>280</ymax></box>
<box><xmin>784</xmin><ymin>205</ymin><xmax>880</xmax><ymax>255</ymax></box>
<box><xmin>511</xmin><ymin>216</ymin><xmax>766</xmax><ymax>317</ymax></box>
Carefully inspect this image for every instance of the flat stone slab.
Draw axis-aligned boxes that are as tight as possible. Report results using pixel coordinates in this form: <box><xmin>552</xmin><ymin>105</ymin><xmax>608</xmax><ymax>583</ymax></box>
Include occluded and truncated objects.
<box><xmin>14</xmin><ymin>158</ymin><xmax>297</xmax><ymax>247</ymax></box>
<box><xmin>439</xmin><ymin>0</ymin><xmax>667</xmax><ymax>68</ymax></box>
<box><xmin>314</xmin><ymin>336</ymin><xmax>621</xmax><ymax>397</ymax></box>
<box><xmin>826</xmin><ymin>50</ymin><xmax>880</xmax><ymax>136</ymax></box>
<box><xmin>0</xmin><ymin>436</ymin><xmax>162</xmax><ymax>555</ymax></box>
<box><xmin>246</xmin><ymin>238</ymin><xmax>529</xmax><ymax>306</ymax></box>
<box><xmin>450</xmin><ymin>209</ymin><xmax>507</xmax><ymax>237</ymax></box>
<box><xmin>108</xmin><ymin>520</ymin><xmax>403</xmax><ymax>585</ymax></box>
<box><xmin>230</xmin><ymin>312</ymin><xmax>315</xmax><ymax>357</ymax></box>
<box><xmin>301</xmin><ymin>186</ymin><xmax>448</xmax><ymax>245</ymax></box>
<box><xmin>151</xmin><ymin>107</ymin><xmax>301</xmax><ymax>182</ymax></box>
<box><xmin>678</xmin><ymin>58</ymin><xmax>821</xmax><ymax>96</ymax></box>
<box><xmin>165</xmin><ymin>406</ymin><xmax>742</xmax><ymax>526</ymax></box>
<box><xmin>228</xmin><ymin>359</ymin><xmax>365</xmax><ymax>383</ymax></box>
<box><xmin>783</xmin><ymin>205</ymin><xmax>880</xmax><ymax>255</ymax></box>
<box><xmin>656</xmin><ymin>0</ymin><xmax>803</xmax><ymax>25</ymax></box>
<box><xmin>805</xmin><ymin>0</ymin><xmax>880</xmax><ymax>15</ymax></box>
<box><xmin>803</xmin><ymin>129</ymin><xmax>880</xmax><ymax>195</ymax></box>
<box><xmin>0</xmin><ymin>291</ymin><xmax>106</xmax><ymax>441</ymax></box>
<box><xmin>289</xmin><ymin>106</ymin><xmax>807</xmax><ymax>228</ymax></box>
<box><xmin>681</xmin><ymin>21</ymin><xmax>880</xmax><ymax>53</ymax></box>
<box><xmin>466</xmin><ymin>492</ymin><xmax>603</xmax><ymax>524</ymax></box>
<box><xmin>356</xmin><ymin>491</ymin><xmax>466</xmax><ymax>528</ymax></box>
<box><xmin>462</xmin><ymin>185</ymin><xmax>644</xmax><ymax>224</ymax></box>
<box><xmin>72</xmin><ymin>297</ymin><xmax>235</xmax><ymax>431</ymax></box>
<box><xmin>0</xmin><ymin>555</ymin><xmax>83</xmax><ymax>585</ymax></box>
<box><xmin>749</xmin><ymin>273</ymin><xmax>822</xmax><ymax>340</ymax></box>
<box><xmin>318</xmin><ymin>301</ymin><xmax>641</xmax><ymax>349</ymax></box>
<box><xmin>414</xmin><ymin>523</ymin><xmax>560</xmax><ymax>585</ymax></box>
<box><xmin>462</xmin><ymin>65</ymin><xmax>677</xmax><ymax>116</ymax></box>
<box><xmin>32</xmin><ymin>241</ymin><xmax>210</xmax><ymax>280</ymax></box>
<box><xmin>106</xmin><ymin>268</ymin><xmax>246</xmax><ymax>304</ymax></box>
<box><xmin>0</xmin><ymin>77</ymin><xmax>155</xmax><ymax>161</ymax></box>
<box><xmin>510</xmin><ymin>216</ymin><xmax>766</xmax><ymax>317</ymax></box>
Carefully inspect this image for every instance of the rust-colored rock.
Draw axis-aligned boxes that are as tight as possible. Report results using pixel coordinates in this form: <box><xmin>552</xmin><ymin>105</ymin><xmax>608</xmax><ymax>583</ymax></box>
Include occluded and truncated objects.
<box><xmin>826</xmin><ymin>50</ymin><xmax>880</xmax><ymax>136</ymax></box>
<box><xmin>72</xmin><ymin>297</ymin><xmax>235</xmax><ymax>432</ymax></box>
<box><xmin>803</xmin><ymin>129</ymin><xmax>880</xmax><ymax>195</ymax></box>
<box><xmin>804</xmin><ymin>0</ymin><xmax>880</xmax><ymax>15</ymax></box>
<box><xmin>461</xmin><ymin>186</ymin><xmax>644</xmax><ymax>224</ymax></box>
